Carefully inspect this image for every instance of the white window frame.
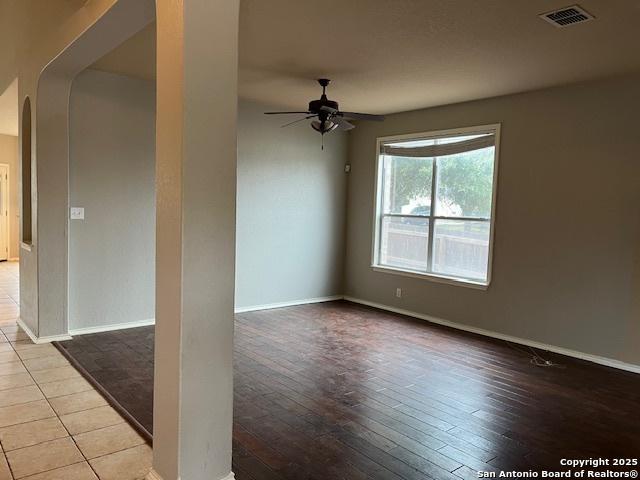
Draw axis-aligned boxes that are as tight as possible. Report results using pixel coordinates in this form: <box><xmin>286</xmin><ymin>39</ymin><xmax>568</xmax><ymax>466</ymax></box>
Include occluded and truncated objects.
<box><xmin>371</xmin><ymin>123</ymin><xmax>501</xmax><ymax>290</ymax></box>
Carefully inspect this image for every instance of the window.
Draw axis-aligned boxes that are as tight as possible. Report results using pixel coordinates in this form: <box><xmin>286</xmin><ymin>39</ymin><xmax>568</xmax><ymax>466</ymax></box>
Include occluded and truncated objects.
<box><xmin>372</xmin><ymin>125</ymin><xmax>499</xmax><ymax>288</ymax></box>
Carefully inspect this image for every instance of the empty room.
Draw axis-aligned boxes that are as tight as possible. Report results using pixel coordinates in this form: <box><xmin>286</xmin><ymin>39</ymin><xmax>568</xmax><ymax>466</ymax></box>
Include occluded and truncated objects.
<box><xmin>0</xmin><ymin>1</ymin><xmax>638</xmax><ymax>480</ymax></box>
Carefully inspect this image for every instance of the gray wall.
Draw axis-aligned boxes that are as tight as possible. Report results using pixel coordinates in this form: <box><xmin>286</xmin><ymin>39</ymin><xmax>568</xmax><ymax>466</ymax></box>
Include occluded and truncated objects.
<box><xmin>66</xmin><ymin>68</ymin><xmax>639</xmax><ymax>369</ymax></box>
<box><xmin>68</xmin><ymin>76</ymin><xmax>348</xmax><ymax>325</ymax></box>
<box><xmin>69</xmin><ymin>69</ymin><xmax>156</xmax><ymax>331</ymax></box>
<box><xmin>235</xmin><ymin>100</ymin><xmax>348</xmax><ymax>308</ymax></box>
<box><xmin>344</xmin><ymin>73</ymin><xmax>640</xmax><ymax>366</ymax></box>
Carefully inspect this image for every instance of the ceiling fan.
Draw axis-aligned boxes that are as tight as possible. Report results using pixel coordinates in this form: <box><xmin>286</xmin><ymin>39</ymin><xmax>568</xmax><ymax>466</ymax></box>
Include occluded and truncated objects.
<box><xmin>264</xmin><ymin>79</ymin><xmax>384</xmax><ymax>146</ymax></box>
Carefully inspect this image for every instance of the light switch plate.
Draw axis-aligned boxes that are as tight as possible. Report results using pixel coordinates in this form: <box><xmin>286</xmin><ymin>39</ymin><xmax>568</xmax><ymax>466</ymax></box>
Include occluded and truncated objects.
<box><xmin>70</xmin><ymin>207</ymin><xmax>84</xmax><ymax>220</ymax></box>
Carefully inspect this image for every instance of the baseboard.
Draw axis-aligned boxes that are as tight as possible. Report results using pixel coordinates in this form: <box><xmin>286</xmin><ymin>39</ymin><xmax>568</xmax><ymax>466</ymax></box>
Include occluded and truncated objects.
<box><xmin>8</xmin><ymin>257</ymin><xmax>18</xmax><ymax>262</ymax></box>
<box><xmin>17</xmin><ymin>317</ymin><xmax>73</xmax><ymax>344</ymax></box>
<box><xmin>69</xmin><ymin>318</ymin><xmax>155</xmax><ymax>336</ymax></box>
<box><xmin>344</xmin><ymin>296</ymin><xmax>640</xmax><ymax>374</ymax></box>
<box><xmin>234</xmin><ymin>295</ymin><xmax>344</xmax><ymax>313</ymax></box>
<box><xmin>145</xmin><ymin>469</ymin><xmax>233</xmax><ymax>480</ymax></box>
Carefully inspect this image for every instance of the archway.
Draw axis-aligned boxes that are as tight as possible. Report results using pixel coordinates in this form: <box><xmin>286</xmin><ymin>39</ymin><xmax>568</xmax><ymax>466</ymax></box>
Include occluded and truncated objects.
<box><xmin>20</xmin><ymin>97</ymin><xmax>31</xmax><ymax>246</ymax></box>
<box><xmin>31</xmin><ymin>0</ymin><xmax>155</xmax><ymax>339</ymax></box>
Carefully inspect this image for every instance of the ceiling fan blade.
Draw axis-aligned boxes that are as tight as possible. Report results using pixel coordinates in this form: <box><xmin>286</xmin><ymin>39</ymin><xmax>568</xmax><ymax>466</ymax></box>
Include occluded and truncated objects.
<box><xmin>264</xmin><ymin>111</ymin><xmax>312</xmax><ymax>115</ymax></box>
<box><xmin>340</xmin><ymin>111</ymin><xmax>385</xmax><ymax>121</ymax></box>
<box><xmin>332</xmin><ymin>116</ymin><xmax>355</xmax><ymax>131</ymax></box>
<box><xmin>280</xmin><ymin>115</ymin><xmax>317</xmax><ymax>128</ymax></box>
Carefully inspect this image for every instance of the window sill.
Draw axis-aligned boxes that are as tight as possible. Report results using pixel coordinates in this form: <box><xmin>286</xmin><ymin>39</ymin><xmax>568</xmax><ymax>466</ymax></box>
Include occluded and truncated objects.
<box><xmin>371</xmin><ymin>265</ymin><xmax>489</xmax><ymax>290</ymax></box>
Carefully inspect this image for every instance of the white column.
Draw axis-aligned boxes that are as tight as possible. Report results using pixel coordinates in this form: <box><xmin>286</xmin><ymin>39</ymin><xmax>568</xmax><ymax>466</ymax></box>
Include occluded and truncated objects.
<box><xmin>151</xmin><ymin>1</ymin><xmax>239</xmax><ymax>479</ymax></box>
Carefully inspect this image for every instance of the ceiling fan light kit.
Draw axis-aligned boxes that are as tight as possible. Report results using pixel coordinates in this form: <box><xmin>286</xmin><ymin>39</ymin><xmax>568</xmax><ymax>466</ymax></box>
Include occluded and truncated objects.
<box><xmin>264</xmin><ymin>79</ymin><xmax>385</xmax><ymax>148</ymax></box>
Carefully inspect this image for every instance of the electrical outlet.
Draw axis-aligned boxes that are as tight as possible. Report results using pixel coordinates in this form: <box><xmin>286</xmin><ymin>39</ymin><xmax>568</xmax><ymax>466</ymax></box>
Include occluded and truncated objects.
<box><xmin>396</xmin><ymin>288</ymin><xmax>402</xmax><ymax>298</ymax></box>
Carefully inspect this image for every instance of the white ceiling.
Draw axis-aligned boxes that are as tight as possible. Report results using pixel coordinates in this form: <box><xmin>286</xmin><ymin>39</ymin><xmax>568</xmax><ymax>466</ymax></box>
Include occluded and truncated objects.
<box><xmin>0</xmin><ymin>79</ymin><xmax>18</xmax><ymax>137</ymax></box>
<box><xmin>94</xmin><ymin>0</ymin><xmax>640</xmax><ymax>114</ymax></box>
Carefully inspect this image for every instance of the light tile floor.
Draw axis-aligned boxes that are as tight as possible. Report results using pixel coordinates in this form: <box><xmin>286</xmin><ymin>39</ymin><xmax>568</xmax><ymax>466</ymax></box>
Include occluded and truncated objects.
<box><xmin>0</xmin><ymin>262</ymin><xmax>152</xmax><ymax>480</ymax></box>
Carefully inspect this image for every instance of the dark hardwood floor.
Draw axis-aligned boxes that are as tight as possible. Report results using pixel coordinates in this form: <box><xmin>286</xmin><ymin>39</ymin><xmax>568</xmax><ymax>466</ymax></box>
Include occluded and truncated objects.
<box><xmin>56</xmin><ymin>323</ymin><xmax>155</xmax><ymax>436</ymax></box>
<box><xmin>56</xmin><ymin>300</ymin><xmax>640</xmax><ymax>479</ymax></box>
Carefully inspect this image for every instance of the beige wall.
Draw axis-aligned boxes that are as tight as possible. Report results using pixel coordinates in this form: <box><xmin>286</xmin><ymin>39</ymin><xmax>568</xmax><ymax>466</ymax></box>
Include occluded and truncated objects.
<box><xmin>0</xmin><ymin>134</ymin><xmax>19</xmax><ymax>260</ymax></box>
<box><xmin>345</xmin><ymin>72</ymin><xmax>640</xmax><ymax>367</ymax></box>
<box><xmin>152</xmin><ymin>2</ymin><xmax>239</xmax><ymax>478</ymax></box>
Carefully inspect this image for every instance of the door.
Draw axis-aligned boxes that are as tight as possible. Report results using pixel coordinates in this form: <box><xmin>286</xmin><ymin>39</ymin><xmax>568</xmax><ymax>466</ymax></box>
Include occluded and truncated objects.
<box><xmin>0</xmin><ymin>165</ymin><xmax>8</xmax><ymax>261</ymax></box>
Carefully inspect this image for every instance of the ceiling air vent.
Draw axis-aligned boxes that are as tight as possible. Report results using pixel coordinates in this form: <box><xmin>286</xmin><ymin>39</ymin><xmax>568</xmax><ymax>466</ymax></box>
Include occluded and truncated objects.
<box><xmin>540</xmin><ymin>5</ymin><xmax>594</xmax><ymax>27</ymax></box>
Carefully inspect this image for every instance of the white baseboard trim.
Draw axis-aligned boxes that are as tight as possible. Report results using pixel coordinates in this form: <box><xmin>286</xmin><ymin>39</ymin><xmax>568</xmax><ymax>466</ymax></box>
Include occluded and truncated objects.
<box><xmin>344</xmin><ymin>296</ymin><xmax>640</xmax><ymax>374</ymax></box>
<box><xmin>234</xmin><ymin>295</ymin><xmax>343</xmax><ymax>314</ymax></box>
<box><xmin>17</xmin><ymin>317</ymin><xmax>73</xmax><ymax>344</ymax></box>
<box><xmin>69</xmin><ymin>318</ymin><xmax>155</xmax><ymax>337</ymax></box>
<box><xmin>145</xmin><ymin>468</ymin><xmax>233</xmax><ymax>480</ymax></box>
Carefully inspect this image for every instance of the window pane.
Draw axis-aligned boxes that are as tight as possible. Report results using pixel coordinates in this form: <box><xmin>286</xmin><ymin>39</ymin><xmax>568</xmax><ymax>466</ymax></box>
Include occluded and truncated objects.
<box><xmin>432</xmin><ymin>220</ymin><xmax>490</xmax><ymax>280</ymax></box>
<box><xmin>435</xmin><ymin>146</ymin><xmax>494</xmax><ymax>218</ymax></box>
<box><xmin>382</xmin><ymin>156</ymin><xmax>432</xmax><ymax>215</ymax></box>
<box><xmin>380</xmin><ymin>216</ymin><xmax>428</xmax><ymax>271</ymax></box>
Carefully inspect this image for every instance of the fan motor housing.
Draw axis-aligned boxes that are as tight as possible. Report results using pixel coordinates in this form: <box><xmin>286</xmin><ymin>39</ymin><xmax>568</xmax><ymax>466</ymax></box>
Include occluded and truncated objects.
<box><xmin>309</xmin><ymin>98</ymin><xmax>339</xmax><ymax>114</ymax></box>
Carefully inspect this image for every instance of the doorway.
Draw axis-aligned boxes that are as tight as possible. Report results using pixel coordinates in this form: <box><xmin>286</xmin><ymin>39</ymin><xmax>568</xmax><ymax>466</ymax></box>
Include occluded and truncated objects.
<box><xmin>0</xmin><ymin>164</ymin><xmax>9</xmax><ymax>261</ymax></box>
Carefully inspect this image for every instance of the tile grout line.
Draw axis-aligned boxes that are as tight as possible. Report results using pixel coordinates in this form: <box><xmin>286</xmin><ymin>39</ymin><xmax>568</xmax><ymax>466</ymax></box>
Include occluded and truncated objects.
<box><xmin>53</xmin><ymin>341</ymin><xmax>153</xmax><ymax>444</ymax></box>
<box><xmin>0</xmin><ymin>330</ymin><xmax>18</xmax><ymax>480</ymax></box>
<box><xmin>0</xmin><ymin>344</ymin><xmax>140</xmax><ymax>474</ymax></box>
<box><xmin>0</xmin><ymin>267</ymin><xmax>151</xmax><ymax>478</ymax></box>
<box><xmin>4</xmin><ymin>330</ymin><xmax>148</xmax><ymax>477</ymax></box>
<box><xmin>4</xmin><ymin>328</ymin><xmax>105</xmax><ymax>480</ymax></box>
